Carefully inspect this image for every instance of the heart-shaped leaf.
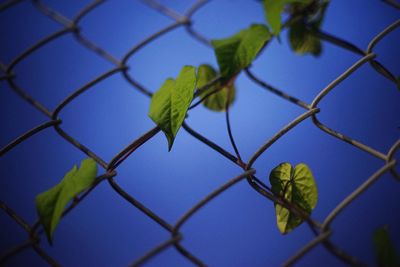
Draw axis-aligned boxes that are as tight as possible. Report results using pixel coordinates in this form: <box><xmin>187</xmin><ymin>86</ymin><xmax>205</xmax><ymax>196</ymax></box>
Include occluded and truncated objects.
<box><xmin>197</xmin><ymin>64</ymin><xmax>235</xmax><ymax>112</ymax></box>
<box><xmin>269</xmin><ymin>162</ymin><xmax>318</xmax><ymax>234</ymax></box>
<box><xmin>212</xmin><ymin>24</ymin><xmax>271</xmax><ymax>79</ymax></box>
<box><xmin>148</xmin><ymin>66</ymin><xmax>197</xmax><ymax>150</ymax></box>
<box><xmin>35</xmin><ymin>158</ymin><xmax>97</xmax><ymax>244</ymax></box>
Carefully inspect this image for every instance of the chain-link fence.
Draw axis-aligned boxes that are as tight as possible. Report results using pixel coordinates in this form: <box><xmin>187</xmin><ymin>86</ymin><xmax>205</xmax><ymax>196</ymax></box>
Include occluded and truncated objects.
<box><xmin>0</xmin><ymin>0</ymin><xmax>399</xmax><ymax>266</ymax></box>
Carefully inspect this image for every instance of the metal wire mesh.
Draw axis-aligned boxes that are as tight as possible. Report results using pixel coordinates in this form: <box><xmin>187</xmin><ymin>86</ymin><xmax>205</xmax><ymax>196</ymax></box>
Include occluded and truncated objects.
<box><xmin>0</xmin><ymin>0</ymin><xmax>399</xmax><ymax>266</ymax></box>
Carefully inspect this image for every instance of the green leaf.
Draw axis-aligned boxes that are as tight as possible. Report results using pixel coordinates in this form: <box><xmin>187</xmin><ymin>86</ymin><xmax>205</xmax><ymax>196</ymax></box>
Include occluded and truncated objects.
<box><xmin>212</xmin><ymin>24</ymin><xmax>271</xmax><ymax>79</ymax></box>
<box><xmin>197</xmin><ymin>64</ymin><xmax>235</xmax><ymax>112</ymax></box>
<box><xmin>263</xmin><ymin>0</ymin><xmax>311</xmax><ymax>36</ymax></box>
<box><xmin>289</xmin><ymin>21</ymin><xmax>322</xmax><ymax>56</ymax></box>
<box><xmin>373</xmin><ymin>226</ymin><xmax>399</xmax><ymax>267</ymax></box>
<box><xmin>148</xmin><ymin>66</ymin><xmax>197</xmax><ymax>150</ymax></box>
<box><xmin>269</xmin><ymin>163</ymin><xmax>318</xmax><ymax>234</ymax></box>
<box><xmin>288</xmin><ymin>1</ymin><xmax>329</xmax><ymax>57</ymax></box>
<box><xmin>263</xmin><ymin>0</ymin><xmax>286</xmax><ymax>36</ymax></box>
<box><xmin>35</xmin><ymin>158</ymin><xmax>97</xmax><ymax>244</ymax></box>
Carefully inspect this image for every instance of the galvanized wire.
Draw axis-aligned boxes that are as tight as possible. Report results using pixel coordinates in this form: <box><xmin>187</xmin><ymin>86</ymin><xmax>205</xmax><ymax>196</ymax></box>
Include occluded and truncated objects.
<box><xmin>0</xmin><ymin>0</ymin><xmax>399</xmax><ymax>266</ymax></box>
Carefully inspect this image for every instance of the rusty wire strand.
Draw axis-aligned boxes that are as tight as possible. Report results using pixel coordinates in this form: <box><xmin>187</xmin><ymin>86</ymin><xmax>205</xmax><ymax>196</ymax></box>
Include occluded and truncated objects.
<box><xmin>0</xmin><ymin>120</ymin><xmax>61</xmax><ymax>156</ymax></box>
<box><xmin>0</xmin><ymin>0</ymin><xmax>24</xmax><ymax>12</ymax></box>
<box><xmin>130</xmin><ymin>235</ymin><xmax>182</xmax><ymax>267</ymax></box>
<box><xmin>321</xmin><ymin>161</ymin><xmax>397</xmax><ymax>231</ymax></box>
<box><xmin>283</xmin><ymin>230</ymin><xmax>332</xmax><ymax>267</ymax></box>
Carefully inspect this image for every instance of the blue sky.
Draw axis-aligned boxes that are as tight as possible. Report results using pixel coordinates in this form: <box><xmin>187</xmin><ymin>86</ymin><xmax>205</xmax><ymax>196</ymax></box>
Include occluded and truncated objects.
<box><xmin>1</xmin><ymin>0</ymin><xmax>399</xmax><ymax>266</ymax></box>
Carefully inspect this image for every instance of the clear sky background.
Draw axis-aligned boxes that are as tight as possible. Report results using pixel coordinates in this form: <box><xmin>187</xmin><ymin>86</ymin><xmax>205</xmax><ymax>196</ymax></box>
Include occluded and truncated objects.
<box><xmin>1</xmin><ymin>0</ymin><xmax>399</xmax><ymax>266</ymax></box>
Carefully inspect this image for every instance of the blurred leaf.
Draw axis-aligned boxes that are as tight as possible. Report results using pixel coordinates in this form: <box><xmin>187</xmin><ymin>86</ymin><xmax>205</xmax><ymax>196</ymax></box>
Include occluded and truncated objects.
<box><xmin>212</xmin><ymin>24</ymin><xmax>271</xmax><ymax>79</ymax></box>
<box><xmin>288</xmin><ymin>0</ymin><xmax>329</xmax><ymax>57</ymax></box>
<box><xmin>197</xmin><ymin>64</ymin><xmax>235</xmax><ymax>112</ymax></box>
<box><xmin>289</xmin><ymin>21</ymin><xmax>322</xmax><ymax>56</ymax></box>
<box><xmin>36</xmin><ymin>158</ymin><xmax>97</xmax><ymax>244</ymax></box>
<box><xmin>263</xmin><ymin>0</ymin><xmax>286</xmax><ymax>36</ymax></box>
<box><xmin>269</xmin><ymin>163</ymin><xmax>318</xmax><ymax>234</ymax></box>
<box><xmin>263</xmin><ymin>0</ymin><xmax>311</xmax><ymax>36</ymax></box>
<box><xmin>148</xmin><ymin>66</ymin><xmax>197</xmax><ymax>150</ymax></box>
<box><xmin>373</xmin><ymin>226</ymin><xmax>399</xmax><ymax>267</ymax></box>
